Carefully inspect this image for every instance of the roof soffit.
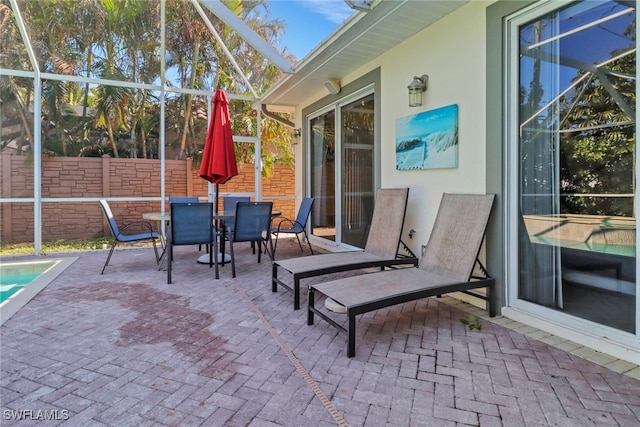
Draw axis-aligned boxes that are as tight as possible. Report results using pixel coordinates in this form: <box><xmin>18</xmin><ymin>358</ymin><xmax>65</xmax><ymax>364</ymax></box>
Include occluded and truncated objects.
<box><xmin>261</xmin><ymin>0</ymin><xmax>470</xmax><ymax>106</ymax></box>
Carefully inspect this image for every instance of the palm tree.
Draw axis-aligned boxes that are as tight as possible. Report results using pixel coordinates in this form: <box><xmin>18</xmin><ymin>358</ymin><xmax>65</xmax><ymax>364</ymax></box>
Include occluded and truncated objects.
<box><xmin>93</xmin><ymin>75</ymin><xmax>129</xmax><ymax>158</ymax></box>
<box><xmin>203</xmin><ymin>0</ymin><xmax>294</xmax><ymax>172</ymax></box>
<box><xmin>0</xmin><ymin>1</ymin><xmax>35</xmax><ymax>154</ymax></box>
<box><xmin>165</xmin><ymin>0</ymin><xmax>222</xmax><ymax>160</ymax></box>
<box><xmin>3</xmin><ymin>0</ymin><xmax>294</xmax><ymax>163</ymax></box>
<box><xmin>560</xmin><ymin>50</ymin><xmax>636</xmax><ymax>217</ymax></box>
<box><xmin>91</xmin><ymin>0</ymin><xmax>158</xmax><ymax>157</ymax></box>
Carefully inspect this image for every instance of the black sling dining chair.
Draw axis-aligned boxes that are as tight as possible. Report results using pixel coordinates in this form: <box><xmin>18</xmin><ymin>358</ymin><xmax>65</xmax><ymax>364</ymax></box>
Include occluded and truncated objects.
<box><xmin>271</xmin><ymin>197</ymin><xmax>314</xmax><ymax>258</ymax></box>
<box><xmin>169</xmin><ymin>197</ymin><xmax>199</xmax><ymax>204</ymax></box>
<box><xmin>221</xmin><ymin>196</ymin><xmax>251</xmax><ymax>259</ymax></box>
<box><xmin>228</xmin><ymin>202</ymin><xmax>274</xmax><ymax>278</ymax></box>
<box><xmin>169</xmin><ymin>197</ymin><xmax>203</xmax><ymax>251</ymax></box>
<box><xmin>167</xmin><ymin>202</ymin><xmax>218</xmax><ymax>283</ymax></box>
<box><xmin>99</xmin><ymin>199</ymin><xmax>160</xmax><ymax>274</ymax></box>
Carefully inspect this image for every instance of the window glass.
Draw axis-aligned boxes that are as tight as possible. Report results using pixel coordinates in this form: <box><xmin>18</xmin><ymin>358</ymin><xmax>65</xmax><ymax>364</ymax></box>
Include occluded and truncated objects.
<box><xmin>341</xmin><ymin>94</ymin><xmax>374</xmax><ymax>248</ymax></box>
<box><xmin>309</xmin><ymin>110</ymin><xmax>336</xmax><ymax>242</ymax></box>
<box><xmin>517</xmin><ymin>1</ymin><xmax>636</xmax><ymax>333</ymax></box>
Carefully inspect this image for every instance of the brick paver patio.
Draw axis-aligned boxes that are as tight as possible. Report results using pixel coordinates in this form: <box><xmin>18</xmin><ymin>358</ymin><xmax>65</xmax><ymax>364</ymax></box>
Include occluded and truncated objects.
<box><xmin>1</xmin><ymin>240</ymin><xmax>639</xmax><ymax>426</ymax></box>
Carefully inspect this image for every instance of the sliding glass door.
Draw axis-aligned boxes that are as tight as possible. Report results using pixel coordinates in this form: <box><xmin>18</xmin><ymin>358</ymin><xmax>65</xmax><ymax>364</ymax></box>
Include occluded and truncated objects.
<box><xmin>341</xmin><ymin>94</ymin><xmax>375</xmax><ymax>247</ymax></box>
<box><xmin>308</xmin><ymin>92</ymin><xmax>375</xmax><ymax>248</ymax></box>
<box><xmin>309</xmin><ymin>109</ymin><xmax>336</xmax><ymax>241</ymax></box>
<box><xmin>508</xmin><ymin>0</ymin><xmax>637</xmax><ymax>334</ymax></box>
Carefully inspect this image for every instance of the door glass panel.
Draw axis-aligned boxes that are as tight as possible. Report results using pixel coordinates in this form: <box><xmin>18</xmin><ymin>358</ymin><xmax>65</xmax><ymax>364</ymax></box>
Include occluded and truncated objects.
<box><xmin>518</xmin><ymin>1</ymin><xmax>636</xmax><ymax>333</ymax></box>
<box><xmin>341</xmin><ymin>94</ymin><xmax>374</xmax><ymax>247</ymax></box>
<box><xmin>310</xmin><ymin>110</ymin><xmax>336</xmax><ymax>241</ymax></box>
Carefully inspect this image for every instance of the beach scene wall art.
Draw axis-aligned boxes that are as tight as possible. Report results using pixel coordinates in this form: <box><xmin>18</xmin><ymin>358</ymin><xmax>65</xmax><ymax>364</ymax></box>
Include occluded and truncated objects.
<box><xmin>395</xmin><ymin>104</ymin><xmax>458</xmax><ymax>170</ymax></box>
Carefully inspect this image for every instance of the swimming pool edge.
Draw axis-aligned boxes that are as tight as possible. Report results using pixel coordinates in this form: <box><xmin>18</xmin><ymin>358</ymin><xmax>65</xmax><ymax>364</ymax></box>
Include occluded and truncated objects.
<box><xmin>0</xmin><ymin>257</ymin><xmax>78</xmax><ymax>326</ymax></box>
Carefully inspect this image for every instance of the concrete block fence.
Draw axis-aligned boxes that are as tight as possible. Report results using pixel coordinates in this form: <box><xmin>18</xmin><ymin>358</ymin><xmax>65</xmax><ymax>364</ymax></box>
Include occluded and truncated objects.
<box><xmin>0</xmin><ymin>154</ymin><xmax>295</xmax><ymax>243</ymax></box>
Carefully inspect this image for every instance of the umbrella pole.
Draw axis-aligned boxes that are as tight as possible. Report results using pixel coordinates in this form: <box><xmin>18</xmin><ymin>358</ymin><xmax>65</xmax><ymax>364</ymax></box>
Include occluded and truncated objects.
<box><xmin>198</xmin><ymin>182</ymin><xmax>231</xmax><ymax>265</ymax></box>
<box><xmin>214</xmin><ymin>183</ymin><xmax>220</xmax><ymax>215</ymax></box>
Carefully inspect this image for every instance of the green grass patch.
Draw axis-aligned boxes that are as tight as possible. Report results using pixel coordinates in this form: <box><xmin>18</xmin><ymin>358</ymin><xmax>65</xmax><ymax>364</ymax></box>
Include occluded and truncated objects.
<box><xmin>460</xmin><ymin>314</ymin><xmax>483</xmax><ymax>331</ymax></box>
<box><xmin>0</xmin><ymin>238</ymin><xmax>154</xmax><ymax>256</ymax></box>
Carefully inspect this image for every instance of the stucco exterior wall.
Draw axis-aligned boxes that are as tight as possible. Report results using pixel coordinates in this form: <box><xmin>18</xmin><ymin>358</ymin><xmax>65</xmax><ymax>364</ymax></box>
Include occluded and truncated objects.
<box><xmin>295</xmin><ymin>1</ymin><xmax>491</xmax><ymax>256</ymax></box>
<box><xmin>380</xmin><ymin>2</ymin><xmax>489</xmax><ymax>254</ymax></box>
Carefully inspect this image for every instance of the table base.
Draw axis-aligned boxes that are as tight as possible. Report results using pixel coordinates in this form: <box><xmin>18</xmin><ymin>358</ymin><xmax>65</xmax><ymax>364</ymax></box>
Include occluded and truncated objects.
<box><xmin>197</xmin><ymin>253</ymin><xmax>231</xmax><ymax>264</ymax></box>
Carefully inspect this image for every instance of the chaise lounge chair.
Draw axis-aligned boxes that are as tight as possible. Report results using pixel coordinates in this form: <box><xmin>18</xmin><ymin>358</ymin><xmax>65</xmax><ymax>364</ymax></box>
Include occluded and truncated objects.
<box><xmin>307</xmin><ymin>193</ymin><xmax>496</xmax><ymax>357</ymax></box>
<box><xmin>272</xmin><ymin>188</ymin><xmax>418</xmax><ymax>310</ymax></box>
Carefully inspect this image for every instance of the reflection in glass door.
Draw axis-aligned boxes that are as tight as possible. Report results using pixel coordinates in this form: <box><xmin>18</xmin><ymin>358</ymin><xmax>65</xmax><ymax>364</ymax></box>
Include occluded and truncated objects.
<box><xmin>309</xmin><ymin>110</ymin><xmax>336</xmax><ymax>241</ymax></box>
<box><xmin>309</xmin><ymin>92</ymin><xmax>375</xmax><ymax>247</ymax></box>
<box><xmin>341</xmin><ymin>94</ymin><xmax>374</xmax><ymax>247</ymax></box>
<box><xmin>513</xmin><ymin>1</ymin><xmax>636</xmax><ymax>333</ymax></box>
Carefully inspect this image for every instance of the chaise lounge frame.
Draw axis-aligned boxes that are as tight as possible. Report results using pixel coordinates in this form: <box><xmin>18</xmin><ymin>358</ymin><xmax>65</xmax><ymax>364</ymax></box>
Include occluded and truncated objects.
<box><xmin>307</xmin><ymin>193</ymin><xmax>496</xmax><ymax>357</ymax></box>
<box><xmin>272</xmin><ymin>188</ymin><xmax>418</xmax><ymax>310</ymax></box>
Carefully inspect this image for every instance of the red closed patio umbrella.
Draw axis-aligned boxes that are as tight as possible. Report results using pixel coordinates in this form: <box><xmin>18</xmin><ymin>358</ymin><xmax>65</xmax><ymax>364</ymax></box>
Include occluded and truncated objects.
<box><xmin>199</xmin><ymin>89</ymin><xmax>238</xmax><ymax>213</ymax></box>
<box><xmin>197</xmin><ymin>89</ymin><xmax>238</xmax><ymax>266</ymax></box>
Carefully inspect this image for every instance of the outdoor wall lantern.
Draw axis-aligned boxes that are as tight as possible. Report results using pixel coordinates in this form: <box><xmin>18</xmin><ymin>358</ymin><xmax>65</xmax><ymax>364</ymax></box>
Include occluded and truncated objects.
<box><xmin>292</xmin><ymin>128</ymin><xmax>301</xmax><ymax>144</ymax></box>
<box><xmin>408</xmin><ymin>75</ymin><xmax>429</xmax><ymax>107</ymax></box>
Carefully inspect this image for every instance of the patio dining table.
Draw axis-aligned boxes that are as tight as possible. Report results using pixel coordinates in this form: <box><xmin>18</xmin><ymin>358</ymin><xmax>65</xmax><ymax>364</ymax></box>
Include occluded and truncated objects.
<box><xmin>197</xmin><ymin>209</ymin><xmax>282</xmax><ymax>265</ymax></box>
<box><xmin>142</xmin><ymin>209</ymin><xmax>281</xmax><ymax>270</ymax></box>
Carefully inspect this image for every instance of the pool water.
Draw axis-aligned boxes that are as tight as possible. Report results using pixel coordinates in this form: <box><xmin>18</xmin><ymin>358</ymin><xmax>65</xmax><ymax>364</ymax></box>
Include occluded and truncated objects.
<box><xmin>0</xmin><ymin>261</ymin><xmax>57</xmax><ymax>304</ymax></box>
<box><xmin>0</xmin><ymin>257</ymin><xmax>76</xmax><ymax>326</ymax></box>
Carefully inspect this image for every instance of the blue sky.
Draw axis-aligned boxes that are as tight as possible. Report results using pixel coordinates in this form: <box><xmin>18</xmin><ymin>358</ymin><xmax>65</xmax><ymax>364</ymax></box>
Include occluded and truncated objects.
<box><xmin>268</xmin><ymin>0</ymin><xmax>354</xmax><ymax>60</ymax></box>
